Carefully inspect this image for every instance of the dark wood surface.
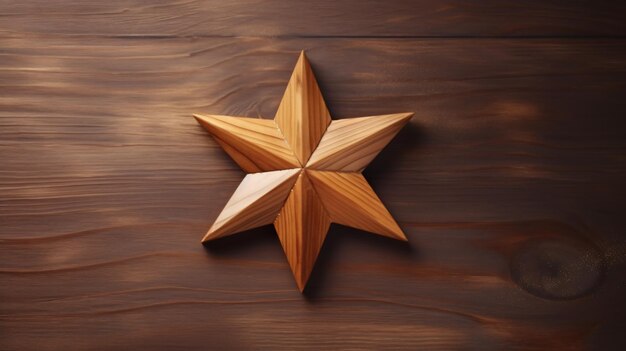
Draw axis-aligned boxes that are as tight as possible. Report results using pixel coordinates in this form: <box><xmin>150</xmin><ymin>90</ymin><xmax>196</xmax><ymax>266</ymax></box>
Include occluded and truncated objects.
<box><xmin>3</xmin><ymin>0</ymin><xmax>626</xmax><ymax>37</ymax></box>
<box><xmin>1</xmin><ymin>2</ymin><xmax>626</xmax><ymax>350</ymax></box>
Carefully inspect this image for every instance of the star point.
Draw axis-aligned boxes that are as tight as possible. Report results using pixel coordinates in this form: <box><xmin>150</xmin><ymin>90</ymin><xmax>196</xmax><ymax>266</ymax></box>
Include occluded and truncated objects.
<box><xmin>275</xmin><ymin>51</ymin><xmax>331</xmax><ymax>165</ymax></box>
<box><xmin>195</xmin><ymin>52</ymin><xmax>412</xmax><ymax>291</ymax></box>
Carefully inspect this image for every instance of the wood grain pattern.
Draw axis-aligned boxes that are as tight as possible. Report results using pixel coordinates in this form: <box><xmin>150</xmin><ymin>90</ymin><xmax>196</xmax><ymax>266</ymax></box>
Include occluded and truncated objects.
<box><xmin>275</xmin><ymin>171</ymin><xmax>331</xmax><ymax>291</ymax></box>
<box><xmin>307</xmin><ymin>113</ymin><xmax>413</xmax><ymax>171</ymax></box>
<box><xmin>275</xmin><ymin>51</ymin><xmax>330</xmax><ymax>164</ymax></box>
<box><xmin>1</xmin><ymin>4</ymin><xmax>626</xmax><ymax>348</ymax></box>
<box><xmin>203</xmin><ymin>169</ymin><xmax>300</xmax><ymax>241</ymax></box>
<box><xmin>194</xmin><ymin>114</ymin><xmax>300</xmax><ymax>172</ymax></box>
<box><xmin>308</xmin><ymin>171</ymin><xmax>406</xmax><ymax>240</ymax></box>
<box><xmin>1</xmin><ymin>0</ymin><xmax>626</xmax><ymax>37</ymax></box>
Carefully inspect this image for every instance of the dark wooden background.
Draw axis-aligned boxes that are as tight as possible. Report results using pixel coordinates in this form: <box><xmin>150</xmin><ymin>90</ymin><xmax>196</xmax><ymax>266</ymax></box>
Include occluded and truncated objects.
<box><xmin>2</xmin><ymin>1</ymin><xmax>626</xmax><ymax>350</ymax></box>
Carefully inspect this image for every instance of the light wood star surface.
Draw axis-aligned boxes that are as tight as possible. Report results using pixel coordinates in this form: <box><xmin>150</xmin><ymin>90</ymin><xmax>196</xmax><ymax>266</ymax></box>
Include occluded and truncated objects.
<box><xmin>194</xmin><ymin>51</ymin><xmax>413</xmax><ymax>291</ymax></box>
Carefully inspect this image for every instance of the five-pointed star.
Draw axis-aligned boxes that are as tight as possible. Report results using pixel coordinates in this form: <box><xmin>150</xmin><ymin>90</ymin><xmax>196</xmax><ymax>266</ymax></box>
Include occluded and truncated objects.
<box><xmin>194</xmin><ymin>51</ymin><xmax>413</xmax><ymax>291</ymax></box>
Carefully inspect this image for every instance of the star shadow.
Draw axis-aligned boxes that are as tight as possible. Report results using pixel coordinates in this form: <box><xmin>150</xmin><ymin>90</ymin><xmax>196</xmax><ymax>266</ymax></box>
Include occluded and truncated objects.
<box><xmin>302</xmin><ymin>224</ymin><xmax>417</xmax><ymax>299</ymax></box>
<box><xmin>202</xmin><ymin>225</ymin><xmax>280</xmax><ymax>258</ymax></box>
<box><xmin>364</xmin><ymin>120</ymin><xmax>423</xmax><ymax>186</ymax></box>
<box><xmin>201</xmin><ymin>223</ymin><xmax>418</xmax><ymax>298</ymax></box>
<box><xmin>302</xmin><ymin>120</ymin><xmax>423</xmax><ymax>298</ymax></box>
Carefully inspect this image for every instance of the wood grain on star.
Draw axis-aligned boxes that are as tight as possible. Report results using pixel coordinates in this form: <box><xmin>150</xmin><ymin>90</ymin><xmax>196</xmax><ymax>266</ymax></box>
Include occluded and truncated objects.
<box><xmin>196</xmin><ymin>52</ymin><xmax>412</xmax><ymax>291</ymax></box>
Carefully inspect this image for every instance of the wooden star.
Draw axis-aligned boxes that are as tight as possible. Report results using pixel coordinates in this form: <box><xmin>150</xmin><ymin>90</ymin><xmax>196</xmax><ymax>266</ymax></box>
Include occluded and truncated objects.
<box><xmin>195</xmin><ymin>51</ymin><xmax>413</xmax><ymax>292</ymax></box>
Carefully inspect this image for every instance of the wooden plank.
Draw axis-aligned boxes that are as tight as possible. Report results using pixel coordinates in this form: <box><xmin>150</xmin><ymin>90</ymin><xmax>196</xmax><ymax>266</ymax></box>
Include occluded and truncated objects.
<box><xmin>1</xmin><ymin>0</ymin><xmax>626</xmax><ymax>37</ymax></box>
<box><xmin>1</xmin><ymin>37</ymin><xmax>625</xmax><ymax>350</ymax></box>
